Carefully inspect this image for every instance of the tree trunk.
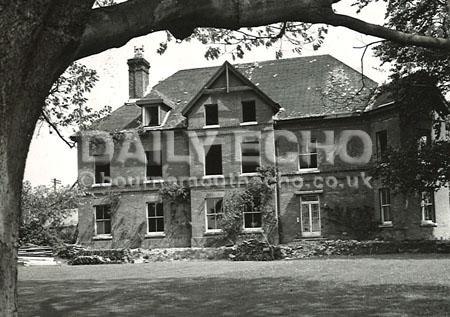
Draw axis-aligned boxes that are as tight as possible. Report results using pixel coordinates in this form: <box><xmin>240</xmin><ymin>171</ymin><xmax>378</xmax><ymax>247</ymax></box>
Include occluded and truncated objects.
<box><xmin>0</xmin><ymin>2</ymin><xmax>95</xmax><ymax>314</ymax></box>
<box><xmin>0</xmin><ymin>89</ymin><xmax>43</xmax><ymax>315</ymax></box>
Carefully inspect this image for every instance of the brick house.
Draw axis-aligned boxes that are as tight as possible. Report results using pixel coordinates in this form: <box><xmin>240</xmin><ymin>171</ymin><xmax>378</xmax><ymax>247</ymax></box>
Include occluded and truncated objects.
<box><xmin>74</xmin><ymin>51</ymin><xmax>450</xmax><ymax>248</ymax></box>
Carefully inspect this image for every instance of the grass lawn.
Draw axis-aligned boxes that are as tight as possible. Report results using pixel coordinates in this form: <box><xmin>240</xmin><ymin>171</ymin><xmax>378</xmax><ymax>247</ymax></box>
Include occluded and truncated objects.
<box><xmin>19</xmin><ymin>254</ymin><xmax>450</xmax><ymax>316</ymax></box>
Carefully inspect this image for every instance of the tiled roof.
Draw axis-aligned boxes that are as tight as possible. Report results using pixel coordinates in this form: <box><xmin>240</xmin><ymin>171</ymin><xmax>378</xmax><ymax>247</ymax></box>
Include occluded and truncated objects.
<box><xmin>94</xmin><ymin>54</ymin><xmax>379</xmax><ymax>132</ymax></box>
<box><xmin>91</xmin><ymin>103</ymin><xmax>141</xmax><ymax>132</ymax></box>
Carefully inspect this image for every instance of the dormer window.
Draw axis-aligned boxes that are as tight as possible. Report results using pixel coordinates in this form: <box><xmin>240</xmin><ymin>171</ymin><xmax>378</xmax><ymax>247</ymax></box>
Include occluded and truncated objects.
<box><xmin>205</xmin><ymin>104</ymin><xmax>218</xmax><ymax>126</ymax></box>
<box><xmin>143</xmin><ymin>106</ymin><xmax>160</xmax><ymax>127</ymax></box>
<box><xmin>242</xmin><ymin>100</ymin><xmax>256</xmax><ymax>123</ymax></box>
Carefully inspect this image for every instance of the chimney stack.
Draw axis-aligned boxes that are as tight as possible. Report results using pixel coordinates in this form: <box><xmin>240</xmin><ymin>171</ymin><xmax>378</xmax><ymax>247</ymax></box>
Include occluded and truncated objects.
<box><xmin>127</xmin><ymin>46</ymin><xmax>150</xmax><ymax>99</ymax></box>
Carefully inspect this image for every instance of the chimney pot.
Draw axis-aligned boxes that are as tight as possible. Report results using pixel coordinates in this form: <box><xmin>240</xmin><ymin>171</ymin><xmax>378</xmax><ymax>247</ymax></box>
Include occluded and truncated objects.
<box><xmin>127</xmin><ymin>46</ymin><xmax>150</xmax><ymax>99</ymax></box>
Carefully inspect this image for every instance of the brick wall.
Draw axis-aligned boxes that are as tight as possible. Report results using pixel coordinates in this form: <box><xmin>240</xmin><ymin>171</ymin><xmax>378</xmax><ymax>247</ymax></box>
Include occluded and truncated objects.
<box><xmin>275</xmin><ymin>108</ymin><xmax>450</xmax><ymax>242</ymax></box>
<box><xmin>77</xmin><ymin>189</ymin><xmax>191</xmax><ymax>248</ymax></box>
<box><xmin>76</xmin><ymin>91</ymin><xmax>450</xmax><ymax>247</ymax></box>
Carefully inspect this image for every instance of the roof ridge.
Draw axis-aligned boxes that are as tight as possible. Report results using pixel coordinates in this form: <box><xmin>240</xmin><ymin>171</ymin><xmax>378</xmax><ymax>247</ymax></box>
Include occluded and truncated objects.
<box><xmin>160</xmin><ymin>54</ymin><xmax>377</xmax><ymax>85</ymax></box>
<box><xmin>170</xmin><ymin>54</ymin><xmax>333</xmax><ymax>73</ymax></box>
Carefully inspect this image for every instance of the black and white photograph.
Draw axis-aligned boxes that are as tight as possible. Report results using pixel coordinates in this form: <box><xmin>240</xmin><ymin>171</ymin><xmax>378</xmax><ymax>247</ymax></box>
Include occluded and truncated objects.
<box><xmin>1</xmin><ymin>0</ymin><xmax>450</xmax><ymax>316</ymax></box>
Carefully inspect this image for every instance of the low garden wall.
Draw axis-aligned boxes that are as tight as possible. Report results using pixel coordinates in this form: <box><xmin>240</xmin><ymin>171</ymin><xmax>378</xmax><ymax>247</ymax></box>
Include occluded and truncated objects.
<box><xmin>55</xmin><ymin>239</ymin><xmax>450</xmax><ymax>264</ymax></box>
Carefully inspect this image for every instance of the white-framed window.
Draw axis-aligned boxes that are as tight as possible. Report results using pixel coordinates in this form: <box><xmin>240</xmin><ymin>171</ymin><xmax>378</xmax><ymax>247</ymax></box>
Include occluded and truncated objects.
<box><xmin>241</xmin><ymin>141</ymin><xmax>260</xmax><ymax>174</ymax></box>
<box><xmin>204</xmin><ymin>103</ymin><xmax>219</xmax><ymax>126</ymax></box>
<box><xmin>300</xmin><ymin>194</ymin><xmax>321</xmax><ymax>236</ymax></box>
<box><xmin>379</xmin><ymin>188</ymin><xmax>392</xmax><ymax>225</ymax></box>
<box><xmin>205</xmin><ymin>198</ymin><xmax>223</xmax><ymax>232</ymax></box>
<box><xmin>95</xmin><ymin>205</ymin><xmax>112</xmax><ymax>235</ymax></box>
<box><xmin>421</xmin><ymin>191</ymin><xmax>435</xmax><ymax>223</ymax></box>
<box><xmin>299</xmin><ymin>138</ymin><xmax>318</xmax><ymax>170</ymax></box>
<box><xmin>243</xmin><ymin>205</ymin><xmax>262</xmax><ymax>230</ymax></box>
<box><xmin>204</xmin><ymin>144</ymin><xmax>223</xmax><ymax>176</ymax></box>
<box><xmin>143</xmin><ymin>106</ymin><xmax>160</xmax><ymax>126</ymax></box>
<box><xmin>147</xmin><ymin>202</ymin><xmax>164</xmax><ymax>234</ymax></box>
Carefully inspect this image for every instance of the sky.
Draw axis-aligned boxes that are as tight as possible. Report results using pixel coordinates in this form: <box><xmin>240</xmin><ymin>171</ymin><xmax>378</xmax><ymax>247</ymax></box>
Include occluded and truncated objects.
<box><xmin>24</xmin><ymin>1</ymin><xmax>390</xmax><ymax>187</ymax></box>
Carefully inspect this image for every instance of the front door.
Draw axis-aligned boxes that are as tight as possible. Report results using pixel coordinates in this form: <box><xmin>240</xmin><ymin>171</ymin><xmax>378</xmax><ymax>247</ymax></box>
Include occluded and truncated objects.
<box><xmin>300</xmin><ymin>195</ymin><xmax>321</xmax><ymax>237</ymax></box>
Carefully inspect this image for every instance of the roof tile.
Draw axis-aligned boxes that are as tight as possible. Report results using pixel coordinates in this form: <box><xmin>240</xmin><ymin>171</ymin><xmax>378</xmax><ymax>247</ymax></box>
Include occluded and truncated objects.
<box><xmin>94</xmin><ymin>54</ymin><xmax>378</xmax><ymax>131</ymax></box>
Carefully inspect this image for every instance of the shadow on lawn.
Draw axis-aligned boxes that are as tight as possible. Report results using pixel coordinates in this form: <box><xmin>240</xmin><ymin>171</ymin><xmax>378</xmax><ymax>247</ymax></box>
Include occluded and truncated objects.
<box><xmin>19</xmin><ymin>277</ymin><xmax>450</xmax><ymax>317</ymax></box>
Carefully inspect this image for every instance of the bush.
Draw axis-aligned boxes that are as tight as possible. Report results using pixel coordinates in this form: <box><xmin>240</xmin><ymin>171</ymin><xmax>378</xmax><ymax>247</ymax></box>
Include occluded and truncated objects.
<box><xmin>55</xmin><ymin>244</ymin><xmax>86</xmax><ymax>259</ymax></box>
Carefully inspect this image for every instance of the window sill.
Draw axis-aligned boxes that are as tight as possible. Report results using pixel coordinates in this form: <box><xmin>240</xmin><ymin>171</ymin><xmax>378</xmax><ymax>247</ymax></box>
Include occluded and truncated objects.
<box><xmin>145</xmin><ymin>233</ymin><xmax>166</xmax><ymax>238</ymax></box>
<box><xmin>204</xmin><ymin>230</ymin><xmax>223</xmax><ymax>236</ymax></box>
<box><xmin>379</xmin><ymin>222</ymin><xmax>393</xmax><ymax>228</ymax></box>
<box><xmin>243</xmin><ymin>228</ymin><xmax>263</xmax><ymax>233</ymax></box>
<box><xmin>143</xmin><ymin>125</ymin><xmax>162</xmax><ymax>130</ymax></box>
<box><xmin>93</xmin><ymin>234</ymin><xmax>112</xmax><ymax>241</ymax></box>
<box><xmin>297</xmin><ymin>169</ymin><xmax>320</xmax><ymax>174</ymax></box>
<box><xmin>143</xmin><ymin>179</ymin><xmax>164</xmax><ymax>184</ymax></box>
<box><xmin>240</xmin><ymin>121</ymin><xmax>258</xmax><ymax>126</ymax></box>
<box><xmin>420</xmin><ymin>221</ymin><xmax>437</xmax><ymax>227</ymax></box>
<box><xmin>240</xmin><ymin>172</ymin><xmax>259</xmax><ymax>177</ymax></box>
<box><xmin>91</xmin><ymin>183</ymin><xmax>112</xmax><ymax>188</ymax></box>
<box><xmin>203</xmin><ymin>175</ymin><xmax>224</xmax><ymax>179</ymax></box>
<box><xmin>203</xmin><ymin>125</ymin><xmax>220</xmax><ymax>129</ymax></box>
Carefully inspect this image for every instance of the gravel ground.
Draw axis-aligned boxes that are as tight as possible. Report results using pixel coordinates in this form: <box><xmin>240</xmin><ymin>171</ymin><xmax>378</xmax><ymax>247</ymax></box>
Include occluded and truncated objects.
<box><xmin>18</xmin><ymin>254</ymin><xmax>450</xmax><ymax>316</ymax></box>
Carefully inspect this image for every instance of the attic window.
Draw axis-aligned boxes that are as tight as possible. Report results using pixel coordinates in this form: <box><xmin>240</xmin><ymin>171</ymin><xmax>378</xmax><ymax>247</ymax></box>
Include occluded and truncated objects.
<box><xmin>144</xmin><ymin>106</ymin><xmax>160</xmax><ymax>127</ymax></box>
<box><xmin>242</xmin><ymin>100</ymin><xmax>256</xmax><ymax>123</ymax></box>
<box><xmin>205</xmin><ymin>104</ymin><xmax>218</xmax><ymax>126</ymax></box>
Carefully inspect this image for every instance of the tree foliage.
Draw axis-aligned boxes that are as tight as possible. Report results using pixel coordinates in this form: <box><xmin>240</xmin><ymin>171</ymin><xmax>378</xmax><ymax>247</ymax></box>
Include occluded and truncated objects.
<box><xmin>355</xmin><ymin>0</ymin><xmax>450</xmax><ymax>91</ymax></box>
<box><xmin>42</xmin><ymin>62</ymin><xmax>111</xmax><ymax>146</ymax></box>
<box><xmin>372</xmin><ymin>71</ymin><xmax>450</xmax><ymax>194</ymax></box>
<box><xmin>157</xmin><ymin>24</ymin><xmax>328</xmax><ymax>60</ymax></box>
<box><xmin>44</xmin><ymin>63</ymin><xmax>111</xmax><ymax>132</ymax></box>
<box><xmin>374</xmin><ymin>141</ymin><xmax>450</xmax><ymax>194</ymax></box>
<box><xmin>20</xmin><ymin>182</ymin><xmax>79</xmax><ymax>246</ymax></box>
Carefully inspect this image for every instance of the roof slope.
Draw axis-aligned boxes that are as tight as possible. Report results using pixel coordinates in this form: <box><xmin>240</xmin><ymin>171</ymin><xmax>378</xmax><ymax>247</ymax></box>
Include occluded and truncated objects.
<box><xmin>94</xmin><ymin>54</ymin><xmax>378</xmax><ymax>131</ymax></box>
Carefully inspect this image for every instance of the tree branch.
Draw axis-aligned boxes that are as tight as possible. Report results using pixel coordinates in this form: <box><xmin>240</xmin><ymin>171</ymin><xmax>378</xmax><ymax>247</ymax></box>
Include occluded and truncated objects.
<box><xmin>75</xmin><ymin>0</ymin><xmax>336</xmax><ymax>59</ymax></box>
<box><xmin>41</xmin><ymin>111</ymin><xmax>76</xmax><ymax>148</ymax></box>
<box><xmin>75</xmin><ymin>0</ymin><xmax>450</xmax><ymax>61</ymax></box>
<box><xmin>353</xmin><ymin>40</ymin><xmax>385</xmax><ymax>93</ymax></box>
<box><xmin>325</xmin><ymin>13</ymin><xmax>450</xmax><ymax>51</ymax></box>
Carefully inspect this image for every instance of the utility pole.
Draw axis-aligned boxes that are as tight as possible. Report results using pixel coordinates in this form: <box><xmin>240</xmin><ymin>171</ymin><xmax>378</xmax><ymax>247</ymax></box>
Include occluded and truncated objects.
<box><xmin>51</xmin><ymin>178</ymin><xmax>61</xmax><ymax>192</ymax></box>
